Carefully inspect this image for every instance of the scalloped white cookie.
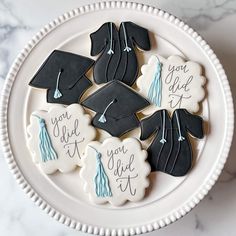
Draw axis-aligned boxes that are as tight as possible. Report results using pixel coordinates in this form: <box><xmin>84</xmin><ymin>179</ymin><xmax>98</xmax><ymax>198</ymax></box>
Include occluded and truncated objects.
<box><xmin>136</xmin><ymin>55</ymin><xmax>206</xmax><ymax>114</ymax></box>
<box><xmin>80</xmin><ymin>137</ymin><xmax>150</xmax><ymax>206</ymax></box>
<box><xmin>27</xmin><ymin>104</ymin><xmax>96</xmax><ymax>174</ymax></box>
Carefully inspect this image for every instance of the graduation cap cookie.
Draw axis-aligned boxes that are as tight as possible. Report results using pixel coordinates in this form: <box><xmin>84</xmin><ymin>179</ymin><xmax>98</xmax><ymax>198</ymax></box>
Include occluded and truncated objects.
<box><xmin>29</xmin><ymin>50</ymin><xmax>94</xmax><ymax>105</ymax></box>
<box><xmin>82</xmin><ymin>80</ymin><xmax>150</xmax><ymax>137</ymax></box>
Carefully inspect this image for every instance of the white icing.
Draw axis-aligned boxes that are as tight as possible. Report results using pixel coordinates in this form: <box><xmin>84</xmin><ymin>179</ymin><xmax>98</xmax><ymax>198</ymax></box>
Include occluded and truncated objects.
<box><xmin>80</xmin><ymin>137</ymin><xmax>150</xmax><ymax>206</ymax></box>
<box><xmin>27</xmin><ymin>104</ymin><xmax>96</xmax><ymax>174</ymax></box>
<box><xmin>136</xmin><ymin>55</ymin><xmax>206</xmax><ymax>114</ymax></box>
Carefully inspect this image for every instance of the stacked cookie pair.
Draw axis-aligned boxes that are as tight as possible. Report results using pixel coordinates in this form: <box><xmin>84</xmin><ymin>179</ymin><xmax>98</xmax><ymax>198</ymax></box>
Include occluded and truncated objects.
<box><xmin>27</xmin><ymin>22</ymin><xmax>206</xmax><ymax>206</ymax></box>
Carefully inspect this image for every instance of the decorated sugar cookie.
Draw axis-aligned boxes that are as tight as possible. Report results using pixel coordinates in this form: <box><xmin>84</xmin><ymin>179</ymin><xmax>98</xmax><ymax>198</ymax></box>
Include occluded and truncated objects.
<box><xmin>136</xmin><ymin>55</ymin><xmax>206</xmax><ymax>114</ymax></box>
<box><xmin>27</xmin><ymin>104</ymin><xmax>96</xmax><ymax>174</ymax></box>
<box><xmin>29</xmin><ymin>50</ymin><xmax>94</xmax><ymax>105</ymax></box>
<box><xmin>140</xmin><ymin>109</ymin><xmax>204</xmax><ymax>177</ymax></box>
<box><xmin>80</xmin><ymin>137</ymin><xmax>150</xmax><ymax>206</ymax></box>
<box><xmin>90</xmin><ymin>22</ymin><xmax>151</xmax><ymax>86</ymax></box>
<box><xmin>82</xmin><ymin>80</ymin><xmax>150</xmax><ymax>137</ymax></box>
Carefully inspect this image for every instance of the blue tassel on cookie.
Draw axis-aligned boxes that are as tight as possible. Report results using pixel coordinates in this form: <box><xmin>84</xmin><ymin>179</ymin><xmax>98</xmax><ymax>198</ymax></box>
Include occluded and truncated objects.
<box><xmin>148</xmin><ymin>61</ymin><xmax>163</xmax><ymax>107</ymax></box>
<box><xmin>35</xmin><ymin>116</ymin><xmax>58</xmax><ymax>162</ymax></box>
<box><xmin>94</xmin><ymin>152</ymin><xmax>112</xmax><ymax>197</ymax></box>
<box><xmin>53</xmin><ymin>88</ymin><xmax>62</xmax><ymax>99</ymax></box>
<box><xmin>98</xmin><ymin>99</ymin><xmax>116</xmax><ymax>124</ymax></box>
<box><xmin>53</xmin><ymin>69</ymin><xmax>63</xmax><ymax>99</ymax></box>
<box><xmin>89</xmin><ymin>146</ymin><xmax>112</xmax><ymax>197</ymax></box>
<box><xmin>98</xmin><ymin>114</ymin><xmax>107</xmax><ymax>123</ymax></box>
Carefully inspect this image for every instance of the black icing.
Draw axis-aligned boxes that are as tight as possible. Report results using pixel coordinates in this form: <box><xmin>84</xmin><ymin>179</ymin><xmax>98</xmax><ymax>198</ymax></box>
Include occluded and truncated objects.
<box><xmin>82</xmin><ymin>80</ymin><xmax>150</xmax><ymax>137</ymax></box>
<box><xmin>140</xmin><ymin>109</ymin><xmax>204</xmax><ymax>177</ymax></box>
<box><xmin>46</xmin><ymin>76</ymin><xmax>92</xmax><ymax>105</ymax></box>
<box><xmin>29</xmin><ymin>50</ymin><xmax>94</xmax><ymax>105</ymax></box>
<box><xmin>90</xmin><ymin>22</ymin><xmax>151</xmax><ymax>86</ymax></box>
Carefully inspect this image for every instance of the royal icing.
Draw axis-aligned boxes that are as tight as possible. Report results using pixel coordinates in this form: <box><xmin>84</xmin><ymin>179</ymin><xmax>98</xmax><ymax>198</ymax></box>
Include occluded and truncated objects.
<box><xmin>90</xmin><ymin>22</ymin><xmax>151</xmax><ymax>86</ymax></box>
<box><xmin>140</xmin><ymin>109</ymin><xmax>204</xmax><ymax>176</ymax></box>
<box><xmin>82</xmin><ymin>80</ymin><xmax>150</xmax><ymax>137</ymax></box>
<box><xmin>80</xmin><ymin>137</ymin><xmax>150</xmax><ymax>206</ymax></box>
<box><xmin>29</xmin><ymin>50</ymin><xmax>94</xmax><ymax>105</ymax></box>
<box><xmin>27</xmin><ymin>104</ymin><xmax>96</xmax><ymax>174</ymax></box>
<box><xmin>136</xmin><ymin>55</ymin><xmax>206</xmax><ymax>114</ymax></box>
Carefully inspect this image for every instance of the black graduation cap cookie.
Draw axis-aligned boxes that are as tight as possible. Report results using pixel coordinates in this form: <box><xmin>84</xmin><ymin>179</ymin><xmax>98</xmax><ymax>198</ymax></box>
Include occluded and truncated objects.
<box><xmin>90</xmin><ymin>21</ymin><xmax>151</xmax><ymax>86</ymax></box>
<box><xmin>82</xmin><ymin>80</ymin><xmax>150</xmax><ymax>137</ymax></box>
<box><xmin>29</xmin><ymin>50</ymin><xmax>94</xmax><ymax>105</ymax></box>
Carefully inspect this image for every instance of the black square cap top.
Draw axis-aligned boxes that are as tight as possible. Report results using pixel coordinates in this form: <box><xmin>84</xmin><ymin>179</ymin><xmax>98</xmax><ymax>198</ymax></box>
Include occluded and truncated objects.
<box><xmin>29</xmin><ymin>50</ymin><xmax>94</xmax><ymax>90</ymax></box>
<box><xmin>82</xmin><ymin>80</ymin><xmax>150</xmax><ymax>136</ymax></box>
<box><xmin>82</xmin><ymin>80</ymin><xmax>150</xmax><ymax>119</ymax></box>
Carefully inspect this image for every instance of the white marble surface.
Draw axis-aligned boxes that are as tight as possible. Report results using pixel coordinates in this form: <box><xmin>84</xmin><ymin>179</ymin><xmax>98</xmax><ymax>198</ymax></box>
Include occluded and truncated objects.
<box><xmin>0</xmin><ymin>0</ymin><xmax>235</xmax><ymax>235</ymax></box>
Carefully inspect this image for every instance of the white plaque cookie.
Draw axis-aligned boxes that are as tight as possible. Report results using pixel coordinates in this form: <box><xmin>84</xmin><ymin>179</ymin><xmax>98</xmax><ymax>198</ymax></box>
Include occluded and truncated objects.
<box><xmin>27</xmin><ymin>104</ymin><xmax>96</xmax><ymax>174</ymax></box>
<box><xmin>136</xmin><ymin>55</ymin><xmax>206</xmax><ymax>114</ymax></box>
<box><xmin>80</xmin><ymin>137</ymin><xmax>150</xmax><ymax>206</ymax></box>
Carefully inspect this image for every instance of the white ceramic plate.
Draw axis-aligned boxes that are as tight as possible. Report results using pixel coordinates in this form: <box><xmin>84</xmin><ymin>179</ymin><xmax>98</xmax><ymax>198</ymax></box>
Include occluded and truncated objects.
<box><xmin>0</xmin><ymin>2</ymin><xmax>234</xmax><ymax>235</ymax></box>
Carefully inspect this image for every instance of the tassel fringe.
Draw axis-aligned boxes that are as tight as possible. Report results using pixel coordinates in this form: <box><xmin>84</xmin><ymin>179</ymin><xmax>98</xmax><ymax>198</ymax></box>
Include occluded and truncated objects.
<box><xmin>54</xmin><ymin>88</ymin><xmax>62</xmax><ymax>99</ymax></box>
<box><xmin>107</xmin><ymin>48</ymin><xmax>114</xmax><ymax>55</ymax></box>
<box><xmin>148</xmin><ymin>61</ymin><xmax>162</xmax><ymax>107</ymax></box>
<box><xmin>94</xmin><ymin>153</ymin><xmax>112</xmax><ymax>197</ymax></box>
<box><xmin>98</xmin><ymin>114</ymin><xmax>107</xmax><ymax>123</ymax></box>
<box><xmin>160</xmin><ymin>138</ymin><xmax>167</xmax><ymax>144</ymax></box>
<box><xmin>90</xmin><ymin>146</ymin><xmax>112</xmax><ymax>198</ymax></box>
<box><xmin>53</xmin><ymin>69</ymin><xmax>63</xmax><ymax>99</ymax></box>
<box><xmin>178</xmin><ymin>136</ymin><xmax>185</xmax><ymax>142</ymax></box>
<box><xmin>35</xmin><ymin>116</ymin><xmax>58</xmax><ymax>162</ymax></box>
<box><xmin>123</xmin><ymin>46</ymin><xmax>132</xmax><ymax>52</ymax></box>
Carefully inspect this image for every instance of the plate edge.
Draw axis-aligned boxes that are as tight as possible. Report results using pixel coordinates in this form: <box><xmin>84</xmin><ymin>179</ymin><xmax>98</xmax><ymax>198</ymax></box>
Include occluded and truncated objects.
<box><xmin>0</xmin><ymin>1</ymin><xmax>234</xmax><ymax>235</ymax></box>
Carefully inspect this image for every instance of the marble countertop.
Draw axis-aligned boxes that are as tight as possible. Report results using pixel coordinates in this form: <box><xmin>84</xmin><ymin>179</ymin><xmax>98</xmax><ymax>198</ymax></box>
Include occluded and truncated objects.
<box><xmin>0</xmin><ymin>0</ymin><xmax>235</xmax><ymax>235</ymax></box>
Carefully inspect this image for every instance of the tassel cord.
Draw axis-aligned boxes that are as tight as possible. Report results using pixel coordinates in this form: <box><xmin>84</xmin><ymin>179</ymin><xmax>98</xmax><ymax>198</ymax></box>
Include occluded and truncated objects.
<box><xmin>54</xmin><ymin>69</ymin><xmax>63</xmax><ymax>99</ymax></box>
<box><xmin>175</xmin><ymin>111</ymin><xmax>185</xmax><ymax>141</ymax></box>
<box><xmin>148</xmin><ymin>60</ymin><xmax>162</xmax><ymax>107</ymax></box>
<box><xmin>107</xmin><ymin>22</ymin><xmax>114</xmax><ymax>55</ymax></box>
<box><xmin>98</xmin><ymin>99</ymin><xmax>116</xmax><ymax>123</ymax></box>
<box><xmin>122</xmin><ymin>22</ymin><xmax>131</xmax><ymax>52</ymax></box>
<box><xmin>33</xmin><ymin>115</ymin><xmax>58</xmax><ymax>162</ymax></box>
<box><xmin>160</xmin><ymin>110</ymin><xmax>167</xmax><ymax>144</ymax></box>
